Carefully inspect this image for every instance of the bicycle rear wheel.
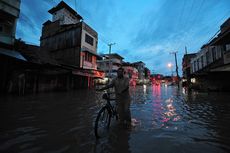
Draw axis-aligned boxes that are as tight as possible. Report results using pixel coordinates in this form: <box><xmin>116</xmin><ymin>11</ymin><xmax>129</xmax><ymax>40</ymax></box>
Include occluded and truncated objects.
<box><xmin>94</xmin><ymin>106</ymin><xmax>111</xmax><ymax>138</ymax></box>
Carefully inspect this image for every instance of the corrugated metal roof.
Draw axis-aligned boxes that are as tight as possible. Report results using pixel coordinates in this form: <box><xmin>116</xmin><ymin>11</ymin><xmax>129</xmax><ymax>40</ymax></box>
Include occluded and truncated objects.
<box><xmin>0</xmin><ymin>48</ymin><xmax>27</xmax><ymax>61</ymax></box>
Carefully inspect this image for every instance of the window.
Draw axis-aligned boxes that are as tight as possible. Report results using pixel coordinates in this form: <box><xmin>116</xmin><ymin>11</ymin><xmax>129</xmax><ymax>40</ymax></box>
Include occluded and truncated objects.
<box><xmin>197</xmin><ymin>59</ymin><xmax>199</xmax><ymax>70</ymax></box>
<box><xmin>226</xmin><ymin>44</ymin><xmax>230</xmax><ymax>52</ymax></box>
<box><xmin>201</xmin><ymin>55</ymin><xmax>204</xmax><ymax>68</ymax></box>
<box><xmin>212</xmin><ymin>47</ymin><xmax>216</xmax><ymax>61</ymax></box>
<box><xmin>85</xmin><ymin>33</ymin><xmax>94</xmax><ymax>46</ymax></box>
<box><xmin>194</xmin><ymin>61</ymin><xmax>196</xmax><ymax>72</ymax></box>
<box><xmin>85</xmin><ymin>52</ymin><xmax>92</xmax><ymax>62</ymax></box>
<box><xmin>206</xmin><ymin>51</ymin><xmax>210</xmax><ymax>65</ymax></box>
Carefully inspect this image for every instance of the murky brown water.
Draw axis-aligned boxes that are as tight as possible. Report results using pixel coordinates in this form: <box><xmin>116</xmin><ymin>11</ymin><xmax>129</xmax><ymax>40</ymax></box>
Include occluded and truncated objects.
<box><xmin>0</xmin><ymin>85</ymin><xmax>230</xmax><ymax>153</ymax></box>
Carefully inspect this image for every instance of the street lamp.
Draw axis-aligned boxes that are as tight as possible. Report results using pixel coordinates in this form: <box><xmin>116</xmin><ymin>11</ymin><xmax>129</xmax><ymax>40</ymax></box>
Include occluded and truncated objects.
<box><xmin>167</xmin><ymin>63</ymin><xmax>173</xmax><ymax>76</ymax></box>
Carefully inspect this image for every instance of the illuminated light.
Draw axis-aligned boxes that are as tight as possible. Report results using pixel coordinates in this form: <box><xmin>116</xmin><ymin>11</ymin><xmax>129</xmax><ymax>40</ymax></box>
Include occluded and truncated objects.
<box><xmin>165</xmin><ymin>98</ymin><xmax>173</xmax><ymax>103</ymax></box>
<box><xmin>167</xmin><ymin>63</ymin><xmax>172</xmax><ymax>68</ymax></box>
<box><xmin>143</xmin><ymin>84</ymin><xmax>147</xmax><ymax>93</ymax></box>
<box><xmin>173</xmin><ymin>116</ymin><xmax>181</xmax><ymax>121</ymax></box>
<box><xmin>182</xmin><ymin>87</ymin><xmax>186</xmax><ymax>94</ymax></box>
<box><xmin>162</xmin><ymin>117</ymin><xmax>170</xmax><ymax>123</ymax></box>
<box><xmin>191</xmin><ymin>78</ymin><xmax>196</xmax><ymax>83</ymax></box>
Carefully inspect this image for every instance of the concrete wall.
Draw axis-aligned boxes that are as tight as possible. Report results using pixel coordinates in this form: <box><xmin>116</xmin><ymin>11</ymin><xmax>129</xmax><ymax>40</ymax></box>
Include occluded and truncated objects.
<box><xmin>81</xmin><ymin>23</ymin><xmax>98</xmax><ymax>53</ymax></box>
<box><xmin>0</xmin><ymin>0</ymin><xmax>21</xmax><ymax>17</ymax></box>
<box><xmin>52</xmin><ymin>8</ymin><xmax>80</xmax><ymax>25</ymax></box>
<box><xmin>0</xmin><ymin>0</ymin><xmax>21</xmax><ymax>45</ymax></box>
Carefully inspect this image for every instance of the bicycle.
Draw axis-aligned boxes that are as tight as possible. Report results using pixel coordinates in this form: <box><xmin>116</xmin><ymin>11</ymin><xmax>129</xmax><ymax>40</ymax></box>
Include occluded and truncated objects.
<box><xmin>94</xmin><ymin>91</ymin><xmax>118</xmax><ymax>139</ymax></box>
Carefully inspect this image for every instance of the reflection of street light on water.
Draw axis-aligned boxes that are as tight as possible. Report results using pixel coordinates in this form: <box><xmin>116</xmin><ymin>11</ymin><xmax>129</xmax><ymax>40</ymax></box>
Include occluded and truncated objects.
<box><xmin>143</xmin><ymin>84</ymin><xmax>147</xmax><ymax>94</ymax></box>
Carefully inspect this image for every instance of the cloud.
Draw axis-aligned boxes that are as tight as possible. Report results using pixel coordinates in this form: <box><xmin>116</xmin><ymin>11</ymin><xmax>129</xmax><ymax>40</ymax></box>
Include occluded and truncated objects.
<box><xmin>16</xmin><ymin>0</ymin><xmax>52</xmax><ymax>44</ymax></box>
<box><xmin>16</xmin><ymin>0</ymin><xmax>230</xmax><ymax>75</ymax></box>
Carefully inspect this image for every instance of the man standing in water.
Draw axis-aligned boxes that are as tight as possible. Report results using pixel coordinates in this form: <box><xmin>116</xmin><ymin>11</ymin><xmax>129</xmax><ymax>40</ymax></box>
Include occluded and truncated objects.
<box><xmin>98</xmin><ymin>67</ymin><xmax>131</xmax><ymax>128</ymax></box>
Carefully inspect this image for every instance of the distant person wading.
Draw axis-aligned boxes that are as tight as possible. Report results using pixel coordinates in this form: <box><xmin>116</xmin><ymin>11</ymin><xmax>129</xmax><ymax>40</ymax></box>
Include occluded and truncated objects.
<box><xmin>98</xmin><ymin>67</ymin><xmax>131</xmax><ymax>127</ymax></box>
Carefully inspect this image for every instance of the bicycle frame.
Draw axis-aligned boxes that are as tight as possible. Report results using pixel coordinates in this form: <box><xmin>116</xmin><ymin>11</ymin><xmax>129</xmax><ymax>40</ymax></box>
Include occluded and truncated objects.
<box><xmin>94</xmin><ymin>92</ymin><xmax>118</xmax><ymax>138</ymax></box>
<box><xmin>105</xmin><ymin>97</ymin><xmax>117</xmax><ymax>117</ymax></box>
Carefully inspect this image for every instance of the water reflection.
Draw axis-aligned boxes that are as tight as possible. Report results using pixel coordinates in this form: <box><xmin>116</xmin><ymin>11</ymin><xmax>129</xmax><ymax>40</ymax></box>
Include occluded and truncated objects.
<box><xmin>1</xmin><ymin>86</ymin><xmax>230</xmax><ymax>153</ymax></box>
<box><xmin>143</xmin><ymin>84</ymin><xmax>147</xmax><ymax>94</ymax></box>
<box><xmin>93</xmin><ymin>126</ymin><xmax>131</xmax><ymax>153</ymax></box>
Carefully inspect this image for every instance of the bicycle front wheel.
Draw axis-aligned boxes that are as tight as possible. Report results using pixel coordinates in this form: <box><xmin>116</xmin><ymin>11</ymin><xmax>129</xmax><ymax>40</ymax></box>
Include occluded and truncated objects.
<box><xmin>94</xmin><ymin>106</ymin><xmax>111</xmax><ymax>138</ymax></box>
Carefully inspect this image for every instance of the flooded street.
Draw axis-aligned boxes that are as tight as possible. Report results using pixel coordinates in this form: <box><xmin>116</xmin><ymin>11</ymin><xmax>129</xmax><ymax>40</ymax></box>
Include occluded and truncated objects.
<box><xmin>1</xmin><ymin>85</ymin><xmax>230</xmax><ymax>153</ymax></box>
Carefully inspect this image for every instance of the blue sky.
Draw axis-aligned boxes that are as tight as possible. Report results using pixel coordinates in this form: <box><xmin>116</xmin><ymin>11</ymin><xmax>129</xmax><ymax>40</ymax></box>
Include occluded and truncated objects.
<box><xmin>16</xmin><ymin>0</ymin><xmax>230</xmax><ymax>75</ymax></box>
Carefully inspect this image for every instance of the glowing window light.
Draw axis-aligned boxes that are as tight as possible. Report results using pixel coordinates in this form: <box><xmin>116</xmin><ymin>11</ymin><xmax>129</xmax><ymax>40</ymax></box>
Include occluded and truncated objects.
<box><xmin>191</xmin><ymin>78</ymin><xmax>196</xmax><ymax>83</ymax></box>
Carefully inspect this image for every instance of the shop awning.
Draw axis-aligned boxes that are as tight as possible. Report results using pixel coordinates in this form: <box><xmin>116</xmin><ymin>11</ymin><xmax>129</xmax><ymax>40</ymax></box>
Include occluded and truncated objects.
<box><xmin>72</xmin><ymin>69</ymin><xmax>105</xmax><ymax>78</ymax></box>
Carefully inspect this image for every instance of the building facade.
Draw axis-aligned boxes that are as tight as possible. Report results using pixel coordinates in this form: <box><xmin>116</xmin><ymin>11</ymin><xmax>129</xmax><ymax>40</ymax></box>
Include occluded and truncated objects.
<box><xmin>0</xmin><ymin>0</ymin><xmax>21</xmax><ymax>45</ymax></box>
<box><xmin>132</xmin><ymin>61</ymin><xmax>146</xmax><ymax>81</ymax></box>
<box><xmin>122</xmin><ymin>62</ymin><xmax>138</xmax><ymax>86</ymax></box>
<box><xmin>189</xmin><ymin>17</ymin><xmax>230</xmax><ymax>91</ymax></box>
<box><xmin>40</xmin><ymin>1</ymin><xmax>103</xmax><ymax>89</ymax></box>
<box><xmin>182</xmin><ymin>53</ymin><xmax>197</xmax><ymax>87</ymax></box>
<box><xmin>97</xmin><ymin>53</ymin><xmax>124</xmax><ymax>78</ymax></box>
<box><xmin>40</xmin><ymin>1</ymin><xmax>99</xmax><ymax>71</ymax></box>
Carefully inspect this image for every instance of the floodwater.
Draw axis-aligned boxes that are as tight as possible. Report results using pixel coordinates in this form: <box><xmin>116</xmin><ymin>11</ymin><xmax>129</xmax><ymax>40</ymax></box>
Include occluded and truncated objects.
<box><xmin>0</xmin><ymin>85</ymin><xmax>230</xmax><ymax>153</ymax></box>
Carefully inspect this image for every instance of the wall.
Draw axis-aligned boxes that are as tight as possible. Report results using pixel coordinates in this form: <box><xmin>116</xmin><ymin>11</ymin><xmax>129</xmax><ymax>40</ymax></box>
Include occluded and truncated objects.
<box><xmin>80</xmin><ymin>22</ymin><xmax>98</xmax><ymax>69</ymax></box>
<box><xmin>81</xmin><ymin>28</ymin><xmax>97</xmax><ymax>53</ymax></box>
<box><xmin>224</xmin><ymin>44</ymin><xmax>230</xmax><ymax>64</ymax></box>
<box><xmin>0</xmin><ymin>0</ymin><xmax>21</xmax><ymax>17</ymax></box>
<box><xmin>52</xmin><ymin>8</ymin><xmax>80</xmax><ymax>25</ymax></box>
<box><xmin>190</xmin><ymin>72</ymin><xmax>230</xmax><ymax>91</ymax></box>
<box><xmin>41</xmin><ymin>26</ymin><xmax>82</xmax><ymax>67</ymax></box>
<box><xmin>191</xmin><ymin>46</ymin><xmax>224</xmax><ymax>73</ymax></box>
<box><xmin>0</xmin><ymin>0</ymin><xmax>20</xmax><ymax>45</ymax></box>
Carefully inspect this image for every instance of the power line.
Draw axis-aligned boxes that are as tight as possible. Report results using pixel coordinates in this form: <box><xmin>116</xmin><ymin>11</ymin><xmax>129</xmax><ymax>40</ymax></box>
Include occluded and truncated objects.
<box><xmin>175</xmin><ymin>0</ymin><xmax>205</xmax><ymax>51</ymax></box>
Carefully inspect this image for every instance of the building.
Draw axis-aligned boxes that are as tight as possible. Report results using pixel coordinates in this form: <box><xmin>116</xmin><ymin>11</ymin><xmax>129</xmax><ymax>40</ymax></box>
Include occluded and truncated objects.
<box><xmin>41</xmin><ymin>1</ymin><xmax>99</xmax><ymax>70</ymax></box>
<box><xmin>132</xmin><ymin>61</ymin><xmax>146</xmax><ymax>83</ymax></box>
<box><xmin>0</xmin><ymin>0</ymin><xmax>22</xmax><ymax>94</ymax></box>
<box><xmin>190</xmin><ymin>45</ymin><xmax>224</xmax><ymax>74</ymax></box>
<box><xmin>182</xmin><ymin>53</ymin><xmax>197</xmax><ymax>86</ymax></box>
<box><xmin>40</xmin><ymin>1</ymin><xmax>103</xmax><ymax>88</ymax></box>
<box><xmin>189</xmin><ymin>17</ymin><xmax>230</xmax><ymax>91</ymax></box>
<box><xmin>97</xmin><ymin>53</ymin><xmax>124</xmax><ymax>78</ymax></box>
<box><xmin>122</xmin><ymin>62</ymin><xmax>138</xmax><ymax>86</ymax></box>
<box><xmin>209</xmin><ymin>17</ymin><xmax>230</xmax><ymax>70</ymax></box>
<box><xmin>0</xmin><ymin>0</ymin><xmax>21</xmax><ymax>46</ymax></box>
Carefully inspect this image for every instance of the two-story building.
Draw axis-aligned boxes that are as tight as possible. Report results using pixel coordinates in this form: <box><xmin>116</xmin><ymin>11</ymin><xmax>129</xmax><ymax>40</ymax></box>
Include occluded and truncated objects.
<box><xmin>97</xmin><ymin>53</ymin><xmax>124</xmax><ymax>78</ymax></box>
<box><xmin>122</xmin><ymin>62</ymin><xmax>138</xmax><ymax>86</ymax></box>
<box><xmin>189</xmin><ymin>17</ymin><xmax>230</xmax><ymax>91</ymax></box>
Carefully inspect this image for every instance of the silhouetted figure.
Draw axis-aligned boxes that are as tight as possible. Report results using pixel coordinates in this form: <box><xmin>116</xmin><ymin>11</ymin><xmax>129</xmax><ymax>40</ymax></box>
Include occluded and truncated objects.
<box><xmin>98</xmin><ymin>67</ymin><xmax>131</xmax><ymax>127</ymax></box>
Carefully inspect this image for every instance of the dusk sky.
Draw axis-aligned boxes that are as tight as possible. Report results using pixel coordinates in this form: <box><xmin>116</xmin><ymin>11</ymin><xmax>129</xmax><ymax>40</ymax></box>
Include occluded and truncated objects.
<box><xmin>16</xmin><ymin>0</ymin><xmax>230</xmax><ymax>75</ymax></box>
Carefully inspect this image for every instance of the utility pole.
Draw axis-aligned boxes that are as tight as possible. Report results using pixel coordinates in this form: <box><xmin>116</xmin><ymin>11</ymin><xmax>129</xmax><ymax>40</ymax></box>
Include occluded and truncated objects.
<box><xmin>108</xmin><ymin>43</ymin><xmax>116</xmax><ymax>54</ymax></box>
<box><xmin>107</xmin><ymin>43</ymin><xmax>116</xmax><ymax>79</ymax></box>
<box><xmin>185</xmin><ymin>46</ymin><xmax>188</xmax><ymax>54</ymax></box>
<box><xmin>170</xmin><ymin>52</ymin><xmax>180</xmax><ymax>87</ymax></box>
